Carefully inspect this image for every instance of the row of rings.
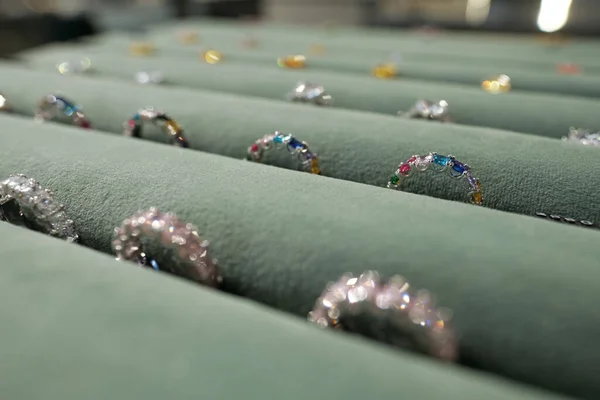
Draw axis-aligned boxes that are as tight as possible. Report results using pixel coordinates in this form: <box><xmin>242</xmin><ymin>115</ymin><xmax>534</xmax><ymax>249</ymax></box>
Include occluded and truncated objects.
<box><xmin>0</xmin><ymin>174</ymin><xmax>458</xmax><ymax>361</ymax></box>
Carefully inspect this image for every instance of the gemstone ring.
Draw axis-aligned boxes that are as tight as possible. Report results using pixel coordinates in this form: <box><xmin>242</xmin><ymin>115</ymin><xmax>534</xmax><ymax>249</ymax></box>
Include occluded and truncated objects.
<box><xmin>399</xmin><ymin>99</ymin><xmax>451</xmax><ymax>122</ymax></box>
<box><xmin>0</xmin><ymin>174</ymin><xmax>79</xmax><ymax>242</ymax></box>
<box><xmin>246</xmin><ymin>131</ymin><xmax>321</xmax><ymax>175</ymax></box>
<box><xmin>34</xmin><ymin>95</ymin><xmax>92</xmax><ymax>129</ymax></box>
<box><xmin>387</xmin><ymin>153</ymin><xmax>483</xmax><ymax>205</ymax></box>
<box><xmin>123</xmin><ymin>108</ymin><xmax>189</xmax><ymax>148</ymax></box>
<box><xmin>56</xmin><ymin>58</ymin><xmax>92</xmax><ymax>75</ymax></box>
<box><xmin>308</xmin><ymin>270</ymin><xmax>457</xmax><ymax>361</ymax></box>
<box><xmin>112</xmin><ymin>207</ymin><xmax>222</xmax><ymax>288</ymax></box>
<box><xmin>562</xmin><ymin>127</ymin><xmax>600</xmax><ymax>147</ymax></box>
<box><xmin>287</xmin><ymin>81</ymin><xmax>332</xmax><ymax>106</ymax></box>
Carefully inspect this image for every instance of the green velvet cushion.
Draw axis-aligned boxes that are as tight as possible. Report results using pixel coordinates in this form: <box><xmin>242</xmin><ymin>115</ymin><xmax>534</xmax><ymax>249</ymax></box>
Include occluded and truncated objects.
<box><xmin>0</xmin><ymin>64</ymin><xmax>598</xmax><ymax>224</ymax></box>
<box><xmin>16</xmin><ymin>46</ymin><xmax>600</xmax><ymax>138</ymax></box>
<box><xmin>3</xmin><ymin>223</ymin><xmax>566</xmax><ymax>400</ymax></box>
<box><xmin>0</xmin><ymin>114</ymin><xmax>599</xmax><ymax>399</ymax></box>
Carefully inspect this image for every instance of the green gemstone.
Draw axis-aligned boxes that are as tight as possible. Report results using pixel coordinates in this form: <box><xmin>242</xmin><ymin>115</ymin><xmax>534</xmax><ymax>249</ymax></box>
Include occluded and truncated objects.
<box><xmin>390</xmin><ymin>175</ymin><xmax>400</xmax><ymax>184</ymax></box>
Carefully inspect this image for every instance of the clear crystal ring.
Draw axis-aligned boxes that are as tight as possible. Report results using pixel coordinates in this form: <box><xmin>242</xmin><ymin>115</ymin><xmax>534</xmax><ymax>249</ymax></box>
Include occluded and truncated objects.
<box><xmin>287</xmin><ymin>81</ymin><xmax>333</xmax><ymax>106</ymax></box>
<box><xmin>34</xmin><ymin>95</ymin><xmax>92</xmax><ymax>129</ymax></box>
<box><xmin>56</xmin><ymin>58</ymin><xmax>92</xmax><ymax>75</ymax></box>
<box><xmin>308</xmin><ymin>271</ymin><xmax>457</xmax><ymax>361</ymax></box>
<box><xmin>124</xmin><ymin>108</ymin><xmax>189</xmax><ymax>148</ymax></box>
<box><xmin>0</xmin><ymin>174</ymin><xmax>79</xmax><ymax>242</ymax></box>
<box><xmin>562</xmin><ymin>127</ymin><xmax>600</xmax><ymax>147</ymax></box>
<box><xmin>387</xmin><ymin>153</ymin><xmax>483</xmax><ymax>205</ymax></box>
<box><xmin>112</xmin><ymin>208</ymin><xmax>221</xmax><ymax>288</ymax></box>
<box><xmin>399</xmin><ymin>99</ymin><xmax>451</xmax><ymax>122</ymax></box>
<box><xmin>134</xmin><ymin>71</ymin><xmax>164</xmax><ymax>85</ymax></box>
<box><xmin>246</xmin><ymin>131</ymin><xmax>321</xmax><ymax>174</ymax></box>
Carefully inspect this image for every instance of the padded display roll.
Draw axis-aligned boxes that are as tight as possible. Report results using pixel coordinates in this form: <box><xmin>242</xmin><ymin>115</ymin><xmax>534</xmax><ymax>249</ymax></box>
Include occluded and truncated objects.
<box><xmin>0</xmin><ymin>114</ymin><xmax>599</xmax><ymax>398</ymax></box>
<box><xmin>0</xmin><ymin>66</ymin><xmax>598</xmax><ymax>224</ymax></box>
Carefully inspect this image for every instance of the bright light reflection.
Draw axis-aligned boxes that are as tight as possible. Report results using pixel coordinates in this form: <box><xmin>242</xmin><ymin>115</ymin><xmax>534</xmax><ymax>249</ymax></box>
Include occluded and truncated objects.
<box><xmin>537</xmin><ymin>0</ymin><xmax>573</xmax><ymax>33</ymax></box>
<box><xmin>0</xmin><ymin>95</ymin><xmax>6</xmax><ymax>108</ymax></box>
<box><xmin>465</xmin><ymin>0</ymin><xmax>491</xmax><ymax>26</ymax></box>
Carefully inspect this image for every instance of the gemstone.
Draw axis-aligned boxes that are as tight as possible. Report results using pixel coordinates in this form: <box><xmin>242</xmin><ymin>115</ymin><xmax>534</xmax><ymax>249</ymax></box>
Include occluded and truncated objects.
<box><xmin>399</xmin><ymin>163</ymin><xmax>411</xmax><ymax>176</ymax></box>
<box><xmin>310</xmin><ymin>158</ymin><xmax>321</xmax><ymax>174</ymax></box>
<box><xmin>407</xmin><ymin>156</ymin><xmax>417</xmax><ymax>164</ymax></box>
<box><xmin>372</xmin><ymin>63</ymin><xmax>397</xmax><ymax>79</ymax></box>
<box><xmin>288</xmin><ymin>137</ymin><xmax>304</xmax><ymax>149</ymax></box>
<box><xmin>433</xmin><ymin>154</ymin><xmax>450</xmax><ymax>166</ymax></box>
<box><xmin>250</xmin><ymin>143</ymin><xmax>259</xmax><ymax>152</ymax></box>
<box><xmin>273</xmin><ymin>135</ymin><xmax>284</xmax><ymax>144</ymax></box>
<box><xmin>278</xmin><ymin>54</ymin><xmax>306</xmax><ymax>69</ymax></box>
<box><xmin>452</xmin><ymin>160</ymin><xmax>466</xmax><ymax>174</ymax></box>
<box><xmin>472</xmin><ymin>191</ymin><xmax>483</xmax><ymax>205</ymax></box>
<box><xmin>389</xmin><ymin>175</ymin><xmax>400</xmax><ymax>185</ymax></box>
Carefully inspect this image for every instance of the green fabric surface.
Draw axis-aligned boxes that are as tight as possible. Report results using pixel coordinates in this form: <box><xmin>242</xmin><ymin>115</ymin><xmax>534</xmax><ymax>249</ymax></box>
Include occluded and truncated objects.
<box><xmin>15</xmin><ymin>48</ymin><xmax>600</xmax><ymax>138</ymax></box>
<box><xmin>2</xmin><ymin>224</ymin><xmax>566</xmax><ymax>400</ymax></box>
<box><xmin>0</xmin><ymin>114</ymin><xmax>598</xmax><ymax>398</ymax></box>
<box><xmin>0</xmin><ymin>65</ymin><xmax>598</xmax><ymax>223</ymax></box>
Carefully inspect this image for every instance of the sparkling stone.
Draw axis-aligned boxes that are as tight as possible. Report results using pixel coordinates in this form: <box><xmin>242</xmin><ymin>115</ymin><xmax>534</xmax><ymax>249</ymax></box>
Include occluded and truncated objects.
<box><xmin>389</xmin><ymin>175</ymin><xmax>400</xmax><ymax>185</ymax></box>
<box><xmin>250</xmin><ymin>143</ymin><xmax>259</xmax><ymax>152</ymax></box>
<box><xmin>433</xmin><ymin>154</ymin><xmax>450</xmax><ymax>166</ymax></box>
<box><xmin>451</xmin><ymin>160</ymin><xmax>466</xmax><ymax>174</ymax></box>
<box><xmin>399</xmin><ymin>163</ymin><xmax>411</xmax><ymax>176</ymax></box>
<box><xmin>347</xmin><ymin>286</ymin><xmax>368</xmax><ymax>303</ymax></box>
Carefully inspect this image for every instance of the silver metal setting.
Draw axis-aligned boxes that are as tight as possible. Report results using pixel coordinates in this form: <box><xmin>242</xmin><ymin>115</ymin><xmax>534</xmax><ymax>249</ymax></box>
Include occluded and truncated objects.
<box><xmin>287</xmin><ymin>82</ymin><xmax>333</xmax><ymax>106</ymax></box>
<box><xmin>535</xmin><ymin>212</ymin><xmax>596</xmax><ymax>228</ymax></box>
<box><xmin>0</xmin><ymin>174</ymin><xmax>78</xmax><ymax>242</ymax></box>
<box><xmin>399</xmin><ymin>99</ymin><xmax>451</xmax><ymax>122</ymax></box>
<box><xmin>308</xmin><ymin>271</ymin><xmax>457</xmax><ymax>361</ymax></box>
<box><xmin>562</xmin><ymin>127</ymin><xmax>600</xmax><ymax>147</ymax></box>
<box><xmin>112</xmin><ymin>208</ymin><xmax>221</xmax><ymax>288</ymax></box>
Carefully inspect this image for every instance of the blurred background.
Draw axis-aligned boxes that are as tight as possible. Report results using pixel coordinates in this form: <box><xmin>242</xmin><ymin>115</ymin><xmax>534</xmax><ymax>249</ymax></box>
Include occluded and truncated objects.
<box><xmin>0</xmin><ymin>0</ymin><xmax>592</xmax><ymax>56</ymax></box>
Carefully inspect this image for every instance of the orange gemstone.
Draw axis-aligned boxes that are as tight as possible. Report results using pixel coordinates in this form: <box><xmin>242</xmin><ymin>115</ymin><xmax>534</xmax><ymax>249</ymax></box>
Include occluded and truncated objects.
<box><xmin>472</xmin><ymin>191</ymin><xmax>483</xmax><ymax>205</ymax></box>
<box><xmin>372</xmin><ymin>63</ymin><xmax>397</xmax><ymax>79</ymax></box>
<box><xmin>203</xmin><ymin>50</ymin><xmax>222</xmax><ymax>64</ymax></box>
<box><xmin>165</xmin><ymin>121</ymin><xmax>182</xmax><ymax>136</ymax></box>
<box><xmin>278</xmin><ymin>54</ymin><xmax>306</xmax><ymax>69</ymax></box>
<box><xmin>311</xmin><ymin>158</ymin><xmax>321</xmax><ymax>175</ymax></box>
<box><xmin>482</xmin><ymin>74</ymin><xmax>511</xmax><ymax>94</ymax></box>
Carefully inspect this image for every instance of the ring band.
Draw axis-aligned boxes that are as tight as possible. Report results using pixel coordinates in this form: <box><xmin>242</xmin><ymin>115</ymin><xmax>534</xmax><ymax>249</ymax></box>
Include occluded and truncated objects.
<box><xmin>124</xmin><ymin>108</ymin><xmax>189</xmax><ymax>148</ymax></box>
<box><xmin>388</xmin><ymin>152</ymin><xmax>483</xmax><ymax>205</ymax></box>
<box><xmin>288</xmin><ymin>82</ymin><xmax>332</xmax><ymax>106</ymax></box>
<box><xmin>399</xmin><ymin>99</ymin><xmax>451</xmax><ymax>122</ymax></box>
<box><xmin>34</xmin><ymin>95</ymin><xmax>92</xmax><ymax>129</ymax></box>
<box><xmin>112</xmin><ymin>207</ymin><xmax>221</xmax><ymax>288</ymax></box>
<box><xmin>0</xmin><ymin>174</ymin><xmax>79</xmax><ymax>242</ymax></box>
<box><xmin>308</xmin><ymin>271</ymin><xmax>457</xmax><ymax>361</ymax></box>
<box><xmin>247</xmin><ymin>131</ymin><xmax>321</xmax><ymax>174</ymax></box>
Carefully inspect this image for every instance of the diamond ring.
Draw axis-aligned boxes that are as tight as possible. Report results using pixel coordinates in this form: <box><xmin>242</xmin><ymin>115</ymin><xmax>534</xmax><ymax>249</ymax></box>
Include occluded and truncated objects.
<box><xmin>247</xmin><ymin>131</ymin><xmax>321</xmax><ymax>174</ymax></box>
<box><xmin>399</xmin><ymin>99</ymin><xmax>451</xmax><ymax>122</ymax></box>
<box><xmin>308</xmin><ymin>271</ymin><xmax>457</xmax><ymax>361</ymax></box>
<box><xmin>124</xmin><ymin>108</ymin><xmax>189</xmax><ymax>148</ymax></box>
<box><xmin>0</xmin><ymin>174</ymin><xmax>79</xmax><ymax>242</ymax></box>
<box><xmin>112</xmin><ymin>208</ymin><xmax>221</xmax><ymax>288</ymax></box>
<box><xmin>287</xmin><ymin>82</ymin><xmax>332</xmax><ymax>106</ymax></box>
<box><xmin>134</xmin><ymin>71</ymin><xmax>164</xmax><ymax>85</ymax></box>
<box><xmin>387</xmin><ymin>153</ymin><xmax>483</xmax><ymax>205</ymax></box>
<box><xmin>562</xmin><ymin>127</ymin><xmax>600</xmax><ymax>147</ymax></box>
<box><xmin>34</xmin><ymin>95</ymin><xmax>92</xmax><ymax>129</ymax></box>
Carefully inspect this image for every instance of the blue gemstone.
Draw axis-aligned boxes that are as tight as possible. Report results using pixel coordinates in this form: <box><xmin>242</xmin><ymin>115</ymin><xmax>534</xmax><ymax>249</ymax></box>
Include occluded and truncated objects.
<box><xmin>288</xmin><ymin>137</ymin><xmax>304</xmax><ymax>149</ymax></box>
<box><xmin>149</xmin><ymin>259</ymin><xmax>161</xmax><ymax>271</ymax></box>
<box><xmin>433</xmin><ymin>154</ymin><xmax>450</xmax><ymax>166</ymax></box>
<box><xmin>273</xmin><ymin>135</ymin><xmax>284</xmax><ymax>144</ymax></box>
<box><xmin>133</xmin><ymin>113</ymin><xmax>142</xmax><ymax>121</ymax></box>
<box><xmin>452</xmin><ymin>160</ymin><xmax>466</xmax><ymax>174</ymax></box>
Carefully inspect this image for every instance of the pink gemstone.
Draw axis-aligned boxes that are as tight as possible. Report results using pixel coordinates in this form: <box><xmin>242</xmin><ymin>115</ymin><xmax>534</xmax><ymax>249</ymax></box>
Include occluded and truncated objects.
<box><xmin>79</xmin><ymin>120</ymin><xmax>92</xmax><ymax>129</ymax></box>
<box><xmin>407</xmin><ymin>156</ymin><xmax>417</xmax><ymax>163</ymax></box>
<box><xmin>250</xmin><ymin>143</ymin><xmax>259</xmax><ymax>152</ymax></box>
<box><xmin>399</xmin><ymin>163</ymin><xmax>411</xmax><ymax>176</ymax></box>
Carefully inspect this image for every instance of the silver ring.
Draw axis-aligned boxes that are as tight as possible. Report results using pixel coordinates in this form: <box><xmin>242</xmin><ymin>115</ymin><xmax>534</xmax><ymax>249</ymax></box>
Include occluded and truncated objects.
<box><xmin>562</xmin><ymin>127</ymin><xmax>600</xmax><ymax>147</ymax></box>
<box><xmin>399</xmin><ymin>99</ymin><xmax>451</xmax><ymax>122</ymax></box>
<box><xmin>0</xmin><ymin>174</ymin><xmax>79</xmax><ymax>242</ymax></box>
<box><xmin>123</xmin><ymin>108</ymin><xmax>189</xmax><ymax>148</ymax></box>
<box><xmin>287</xmin><ymin>81</ymin><xmax>333</xmax><ymax>106</ymax></box>
<box><xmin>308</xmin><ymin>271</ymin><xmax>457</xmax><ymax>361</ymax></box>
<box><xmin>34</xmin><ymin>95</ymin><xmax>92</xmax><ymax>129</ymax></box>
<box><xmin>112</xmin><ymin>207</ymin><xmax>222</xmax><ymax>288</ymax></box>
<box><xmin>246</xmin><ymin>131</ymin><xmax>321</xmax><ymax>174</ymax></box>
<box><xmin>135</xmin><ymin>71</ymin><xmax>164</xmax><ymax>85</ymax></box>
<box><xmin>56</xmin><ymin>58</ymin><xmax>92</xmax><ymax>75</ymax></box>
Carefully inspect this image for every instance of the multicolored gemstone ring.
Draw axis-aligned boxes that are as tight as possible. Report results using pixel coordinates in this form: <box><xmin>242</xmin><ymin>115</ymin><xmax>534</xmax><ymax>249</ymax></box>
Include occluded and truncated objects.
<box><xmin>112</xmin><ymin>208</ymin><xmax>222</xmax><ymax>288</ymax></box>
<box><xmin>562</xmin><ymin>127</ymin><xmax>600</xmax><ymax>147</ymax></box>
<box><xmin>34</xmin><ymin>94</ymin><xmax>92</xmax><ymax>129</ymax></box>
<box><xmin>387</xmin><ymin>153</ymin><xmax>483</xmax><ymax>205</ymax></box>
<box><xmin>123</xmin><ymin>108</ymin><xmax>189</xmax><ymax>148</ymax></box>
<box><xmin>247</xmin><ymin>131</ymin><xmax>321</xmax><ymax>175</ymax></box>
<box><xmin>287</xmin><ymin>81</ymin><xmax>332</xmax><ymax>106</ymax></box>
<box><xmin>308</xmin><ymin>271</ymin><xmax>457</xmax><ymax>362</ymax></box>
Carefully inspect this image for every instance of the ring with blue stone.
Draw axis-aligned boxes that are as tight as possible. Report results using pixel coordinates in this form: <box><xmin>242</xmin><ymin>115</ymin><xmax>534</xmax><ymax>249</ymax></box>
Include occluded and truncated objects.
<box><xmin>247</xmin><ymin>131</ymin><xmax>321</xmax><ymax>174</ymax></box>
<box><xmin>387</xmin><ymin>152</ymin><xmax>482</xmax><ymax>205</ymax></box>
<box><xmin>308</xmin><ymin>270</ymin><xmax>457</xmax><ymax>362</ymax></box>
<box><xmin>34</xmin><ymin>94</ymin><xmax>92</xmax><ymax>129</ymax></box>
<box><xmin>124</xmin><ymin>107</ymin><xmax>189</xmax><ymax>148</ymax></box>
<box><xmin>398</xmin><ymin>99</ymin><xmax>451</xmax><ymax>122</ymax></box>
<box><xmin>287</xmin><ymin>81</ymin><xmax>332</xmax><ymax>106</ymax></box>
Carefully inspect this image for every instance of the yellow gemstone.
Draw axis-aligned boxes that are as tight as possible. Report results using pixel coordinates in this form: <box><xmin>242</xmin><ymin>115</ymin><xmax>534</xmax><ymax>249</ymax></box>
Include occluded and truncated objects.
<box><xmin>311</xmin><ymin>158</ymin><xmax>321</xmax><ymax>175</ymax></box>
<box><xmin>165</xmin><ymin>120</ymin><xmax>182</xmax><ymax>136</ymax></box>
<box><xmin>472</xmin><ymin>191</ymin><xmax>483</xmax><ymax>205</ymax></box>
<box><xmin>372</xmin><ymin>63</ymin><xmax>397</xmax><ymax>79</ymax></box>
<box><xmin>178</xmin><ymin>31</ymin><xmax>199</xmax><ymax>45</ymax></box>
<box><xmin>277</xmin><ymin>54</ymin><xmax>306</xmax><ymax>69</ymax></box>
<box><xmin>482</xmin><ymin>74</ymin><xmax>511</xmax><ymax>94</ymax></box>
<box><xmin>129</xmin><ymin>42</ymin><xmax>156</xmax><ymax>57</ymax></box>
<box><xmin>202</xmin><ymin>50</ymin><xmax>222</xmax><ymax>64</ymax></box>
<box><xmin>309</xmin><ymin>44</ymin><xmax>326</xmax><ymax>56</ymax></box>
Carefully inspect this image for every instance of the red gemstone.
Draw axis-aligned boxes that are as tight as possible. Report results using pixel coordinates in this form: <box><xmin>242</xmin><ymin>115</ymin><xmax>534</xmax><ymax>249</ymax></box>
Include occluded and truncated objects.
<box><xmin>79</xmin><ymin>120</ymin><xmax>91</xmax><ymax>129</ymax></box>
<box><xmin>407</xmin><ymin>156</ymin><xmax>417</xmax><ymax>163</ymax></box>
<box><xmin>399</xmin><ymin>163</ymin><xmax>411</xmax><ymax>176</ymax></box>
<box><xmin>250</xmin><ymin>143</ymin><xmax>259</xmax><ymax>152</ymax></box>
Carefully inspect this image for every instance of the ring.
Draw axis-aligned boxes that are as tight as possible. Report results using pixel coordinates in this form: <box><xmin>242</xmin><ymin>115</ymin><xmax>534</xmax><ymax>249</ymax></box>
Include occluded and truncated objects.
<box><xmin>308</xmin><ymin>270</ymin><xmax>457</xmax><ymax>361</ymax></box>
<box><xmin>372</xmin><ymin>62</ymin><xmax>398</xmax><ymax>79</ymax></box>
<box><xmin>387</xmin><ymin>153</ymin><xmax>483</xmax><ymax>205</ymax></box>
<box><xmin>562</xmin><ymin>127</ymin><xmax>600</xmax><ymax>147</ymax></box>
<box><xmin>247</xmin><ymin>131</ymin><xmax>321</xmax><ymax>174</ymax></box>
<box><xmin>56</xmin><ymin>58</ymin><xmax>92</xmax><ymax>75</ymax></box>
<box><xmin>129</xmin><ymin>41</ymin><xmax>156</xmax><ymax>57</ymax></box>
<box><xmin>399</xmin><ymin>99</ymin><xmax>451</xmax><ymax>122</ymax></box>
<box><xmin>0</xmin><ymin>174</ymin><xmax>79</xmax><ymax>242</ymax></box>
<box><xmin>34</xmin><ymin>95</ymin><xmax>92</xmax><ymax>129</ymax></box>
<box><xmin>112</xmin><ymin>207</ymin><xmax>221</xmax><ymax>288</ymax></box>
<box><xmin>287</xmin><ymin>82</ymin><xmax>332</xmax><ymax>106</ymax></box>
<box><xmin>134</xmin><ymin>71</ymin><xmax>164</xmax><ymax>85</ymax></box>
<box><xmin>202</xmin><ymin>49</ymin><xmax>223</xmax><ymax>64</ymax></box>
<box><xmin>0</xmin><ymin>92</ymin><xmax>12</xmax><ymax>112</ymax></box>
<box><xmin>277</xmin><ymin>54</ymin><xmax>306</xmax><ymax>69</ymax></box>
<box><xmin>124</xmin><ymin>108</ymin><xmax>189</xmax><ymax>148</ymax></box>
<box><xmin>535</xmin><ymin>212</ymin><xmax>596</xmax><ymax>228</ymax></box>
<box><xmin>482</xmin><ymin>74</ymin><xmax>511</xmax><ymax>94</ymax></box>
